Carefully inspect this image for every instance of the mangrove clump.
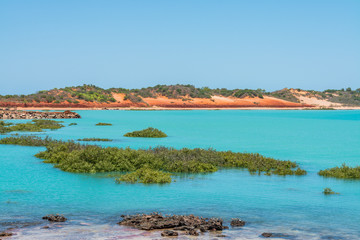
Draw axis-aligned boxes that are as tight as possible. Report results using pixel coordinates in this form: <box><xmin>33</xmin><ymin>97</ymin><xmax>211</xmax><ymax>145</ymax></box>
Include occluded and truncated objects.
<box><xmin>77</xmin><ymin>138</ymin><xmax>112</xmax><ymax>142</ymax></box>
<box><xmin>323</xmin><ymin>188</ymin><xmax>339</xmax><ymax>195</ymax></box>
<box><xmin>0</xmin><ymin>135</ymin><xmax>67</xmax><ymax>147</ymax></box>
<box><xmin>0</xmin><ymin>136</ymin><xmax>307</xmax><ymax>184</ymax></box>
<box><xmin>124</xmin><ymin>127</ymin><xmax>167</xmax><ymax>138</ymax></box>
<box><xmin>116</xmin><ymin>168</ymin><xmax>172</xmax><ymax>184</ymax></box>
<box><xmin>0</xmin><ymin>120</ymin><xmax>64</xmax><ymax>134</ymax></box>
<box><xmin>318</xmin><ymin>164</ymin><xmax>360</xmax><ymax>179</ymax></box>
<box><xmin>96</xmin><ymin>122</ymin><xmax>112</xmax><ymax>126</ymax></box>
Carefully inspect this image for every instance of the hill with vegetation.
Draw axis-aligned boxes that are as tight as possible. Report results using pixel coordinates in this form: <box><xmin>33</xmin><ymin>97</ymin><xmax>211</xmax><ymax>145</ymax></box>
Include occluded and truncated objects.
<box><xmin>0</xmin><ymin>84</ymin><xmax>358</xmax><ymax>108</ymax></box>
<box><xmin>269</xmin><ymin>88</ymin><xmax>360</xmax><ymax>106</ymax></box>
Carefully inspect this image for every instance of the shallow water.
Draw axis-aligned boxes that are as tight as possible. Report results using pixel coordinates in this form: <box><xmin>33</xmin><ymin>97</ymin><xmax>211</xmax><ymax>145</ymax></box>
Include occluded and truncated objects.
<box><xmin>1</xmin><ymin>110</ymin><xmax>359</xmax><ymax>239</ymax></box>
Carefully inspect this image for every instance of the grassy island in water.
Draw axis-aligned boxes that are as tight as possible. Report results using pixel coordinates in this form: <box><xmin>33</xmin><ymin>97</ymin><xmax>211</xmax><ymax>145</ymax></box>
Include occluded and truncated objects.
<box><xmin>124</xmin><ymin>127</ymin><xmax>167</xmax><ymax>138</ymax></box>
<box><xmin>0</xmin><ymin>120</ymin><xmax>65</xmax><ymax>134</ymax></box>
<box><xmin>318</xmin><ymin>164</ymin><xmax>360</xmax><ymax>179</ymax></box>
<box><xmin>0</xmin><ymin>136</ymin><xmax>306</xmax><ymax>184</ymax></box>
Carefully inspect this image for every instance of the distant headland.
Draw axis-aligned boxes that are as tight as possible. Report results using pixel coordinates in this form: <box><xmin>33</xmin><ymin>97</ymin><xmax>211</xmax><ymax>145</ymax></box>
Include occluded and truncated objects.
<box><xmin>1</xmin><ymin>84</ymin><xmax>359</xmax><ymax>110</ymax></box>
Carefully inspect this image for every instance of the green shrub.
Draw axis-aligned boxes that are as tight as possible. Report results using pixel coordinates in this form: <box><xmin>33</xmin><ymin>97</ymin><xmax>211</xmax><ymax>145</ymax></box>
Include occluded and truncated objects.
<box><xmin>69</xmin><ymin>123</ymin><xmax>77</xmax><ymax>126</ymax></box>
<box><xmin>115</xmin><ymin>168</ymin><xmax>172</xmax><ymax>184</ymax></box>
<box><xmin>0</xmin><ymin>135</ymin><xmax>65</xmax><ymax>146</ymax></box>
<box><xmin>323</xmin><ymin>188</ymin><xmax>339</xmax><ymax>195</ymax></box>
<box><xmin>0</xmin><ymin>121</ymin><xmax>13</xmax><ymax>133</ymax></box>
<box><xmin>95</xmin><ymin>122</ymin><xmax>112</xmax><ymax>126</ymax></box>
<box><xmin>31</xmin><ymin>120</ymin><xmax>64</xmax><ymax>129</ymax></box>
<box><xmin>77</xmin><ymin>138</ymin><xmax>112</xmax><ymax>142</ymax></box>
<box><xmin>318</xmin><ymin>164</ymin><xmax>360</xmax><ymax>179</ymax></box>
<box><xmin>7</xmin><ymin>123</ymin><xmax>43</xmax><ymax>132</ymax></box>
<box><xmin>124</xmin><ymin>127</ymin><xmax>167</xmax><ymax>138</ymax></box>
<box><xmin>0</xmin><ymin>120</ymin><xmax>64</xmax><ymax>134</ymax></box>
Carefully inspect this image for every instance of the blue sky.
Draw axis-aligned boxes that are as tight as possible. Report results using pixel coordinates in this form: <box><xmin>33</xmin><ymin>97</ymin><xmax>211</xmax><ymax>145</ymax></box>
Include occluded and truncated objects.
<box><xmin>1</xmin><ymin>0</ymin><xmax>359</xmax><ymax>94</ymax></box>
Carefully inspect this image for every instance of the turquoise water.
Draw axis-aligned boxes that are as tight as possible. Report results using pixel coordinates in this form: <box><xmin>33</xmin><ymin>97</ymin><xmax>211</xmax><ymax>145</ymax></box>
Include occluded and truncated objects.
<box><xmin>1</xmin><ymin>110</ymin><xmax>359</xmax><ymax>239</ymax></box>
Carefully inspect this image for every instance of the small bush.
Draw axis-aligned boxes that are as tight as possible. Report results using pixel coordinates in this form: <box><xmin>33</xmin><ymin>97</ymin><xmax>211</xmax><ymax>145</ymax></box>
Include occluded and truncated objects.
<box><xmin>323</xmin><ymin>188</ymin><xmax>339</xmax><ymax>195</ymax></box>
<box><xmin>0</xmin><ymin>135</ymin><xmax>65</xmax><ymax>146</ymax></box>
<box><xmin>115</xmin><ymin>168</ymin><xmax>172</xmax><ymax>184</ymax></box>
<box><xmin>124</xmin><ymin>127</ymin><xmax>167</xmax><ymax>138</ymax></box>
<box><xmin>32</xmin><ymin>120</ymin><xmax>64</xmax><ymax>130</ymax></box>
<box><xmin>95</xmin><ymin>122</ymin><xmax>112</xmax><ymax>126</ymax></box>
<box><xmin>77</xmin><ymin>138</ymin><xmax>112</xmax><ymax>142</ymax></box>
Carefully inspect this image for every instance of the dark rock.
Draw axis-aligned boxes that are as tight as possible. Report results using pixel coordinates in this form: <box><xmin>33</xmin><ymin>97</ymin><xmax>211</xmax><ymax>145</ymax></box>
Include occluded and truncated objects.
<box><xmin>42</xmin><ymin>214</ymin><xmax>67</xmax><ymax>222</ymax></box>
<box><xmin>173</xmin><ymin>226</ymin><xmax>193</xmax><ymax>231</ymax></box>
<box><xmin>0</xmin><ymin>110</ymin><xmax>81</xmax><ymax>120</ymax></box>
<box><xmin>0</xmin><ymin>232</ymin><xmax>13</xmax><ymax>237</ymax></box>
<box><xmin>161</xmin><ymin>230</ymin><xmax>178</xmax><ymax>237</ymax></box>
<box><xmin>186</xmin><ymin>229</ymin><xmax>199</xmax><ymax>236</ymax></box>
<box><xmin>230</xmin><ymin>218</ymin><xmax>246</xmax><ymax>227</ymax></box>
<box><xmin>42</xmin><ymin>226</ymin><xmax>50</xmax><ymax>229</ymax></box>
<box><xmin>262</xmin><ymin>233</ymin><xmax>273</xmax><ymax>238</ymax></box>
<box><xmin>216</xmin><ymin>235</ymin><xmax>227</xmax><ymax>238</ymax></box>
<box><xmin>261</xmin><ymin>232</ymin><xmax>291</xmax><ymax>238</ymax></box>
<box><xmin>118</xmin><ymin>213</ymin><xmax>228</xmax><ymax>234</ymax></box>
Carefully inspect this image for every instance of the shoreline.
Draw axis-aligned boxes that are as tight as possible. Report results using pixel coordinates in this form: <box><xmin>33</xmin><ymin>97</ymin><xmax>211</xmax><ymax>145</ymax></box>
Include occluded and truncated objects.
<box><xmin>11</xmin><ymin>106</ymin><xmax>360</xmax><ymax>110</ymax></box>
<box><xmin>3</xmin><ymin>212</ymin><xmax>356</xmax><ymax>240</ymax></box>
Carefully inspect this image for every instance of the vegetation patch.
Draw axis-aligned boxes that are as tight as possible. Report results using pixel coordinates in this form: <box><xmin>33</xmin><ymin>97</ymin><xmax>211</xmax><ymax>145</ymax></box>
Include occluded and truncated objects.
<box><xmin>0</xmin><ymin>135</ymin><xmax>64</xmax><ymax>146</ymax></box>
<box><xmin>116</xmin><ymin>168</ymin><xmax>172</xmax><ymax>184</ymax></box>
<box><xmin>318</xmin><ymin>164</ymin><xmax>360</xmax><ymax>179</ymax></box>
<box><xmin>269</xmin><ymin>88</ymin><xmax>360</xmax><ymax>106</ymax></box>
<box><xmin>269</xmin><ymin>89</ymin><xmax>300</xmax><ymax>103</ymax></box>
<box><xmin>124</xmin><ymin>127</ymin><xmax>167</xmax><ymax>138</ymax></box>
<box><xmin>0</xmin><ymin>136</ymin><xmax>307</xmax><ymax>184</ymax></box>
<box><xmin>323</xmin><ymin>188</ymin><xmax>339</xmax><ymax>195</ymax></box>
<box><xmin>303</xmin><ymin>107</ymin><xmax>335</xmax><ymax>110</ymax></box>
<box><xmin>77</xmin><ymin>138</ymin><xmax>112</xmax><ymax>142</ymax></box>
<box><xmin>95</xmin><ymin>122</ymin><xmax>112</xmax><ymax>126</ymax></box>
<box><xmin>69</xmin><ymin>123</ymin><xmax>77</xmax><ymax>126</ymax></box>
<box><xmin>0</xmin><ymin>120</ymin><xmax>64</xmax><ymax>134</ymax></box>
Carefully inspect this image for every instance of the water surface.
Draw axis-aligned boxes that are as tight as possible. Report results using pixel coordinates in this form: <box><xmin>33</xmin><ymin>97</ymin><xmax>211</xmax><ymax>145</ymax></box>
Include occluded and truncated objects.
<box><xmin>1</xmin><ymin>110</ymin><xmax>359</xmax><ymax>239</ymax></box>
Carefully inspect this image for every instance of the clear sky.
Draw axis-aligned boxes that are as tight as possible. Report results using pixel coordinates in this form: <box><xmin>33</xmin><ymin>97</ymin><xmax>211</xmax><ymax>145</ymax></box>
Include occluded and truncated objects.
<box><xmin>0</xmin><ymin>0</ymin><xmax>359</xmax><ymax>94</ymax></box>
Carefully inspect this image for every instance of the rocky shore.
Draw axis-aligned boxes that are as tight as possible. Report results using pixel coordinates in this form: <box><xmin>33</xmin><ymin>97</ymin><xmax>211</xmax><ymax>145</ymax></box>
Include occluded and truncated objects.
<box><xmin>118</xmin><ymin>213</ymin><xmax>245</xmax><ymax>237</ymax></box>
<box><xmin>0</xmin><ymin>110</ymin><xmax>80</xmax><ymax>119</ymax></box>
<box><xmin>0</xmin><ymin>213</ymin><xmax>297</xmax><ymax>239</ymax></box>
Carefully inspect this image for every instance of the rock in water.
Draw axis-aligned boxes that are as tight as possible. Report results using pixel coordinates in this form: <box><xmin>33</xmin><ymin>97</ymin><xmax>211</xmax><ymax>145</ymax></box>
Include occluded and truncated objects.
<box><xmin>262</xmin><ymin>233</ymin><xmax>273</xmax><ymax>237</ymax></box>
<box><xmin>42</xmin><ymin>214</ymin><xmax>67</xmax><ymax>222</ymax></box>
<box><xmin>230</xmin><ymin>218</ymin><xmax>246</xmax><ymax>227</ymax></box>
<box><xmin>0</xmin><ymin>231</ymin><xmax>13</xmax><ymax>238</ymax></box>
<box><xmin>161</xmin><ymin>230</ymin><xmax>178</xmax><ymax>237</ymax></box>
<box><xmin>186</xmin><ymin>229</ymin><xmax>199</xmax><ymax>236</ymax></box>
<box><xmin>261</xmin><ymin>232</ymin><xmax>292</xmax><ymax>238</ymax></box>
<box><xmin>118</xmin><ymin>213</ymin><xmax>228</xmax><ymax>234</ymax></box>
